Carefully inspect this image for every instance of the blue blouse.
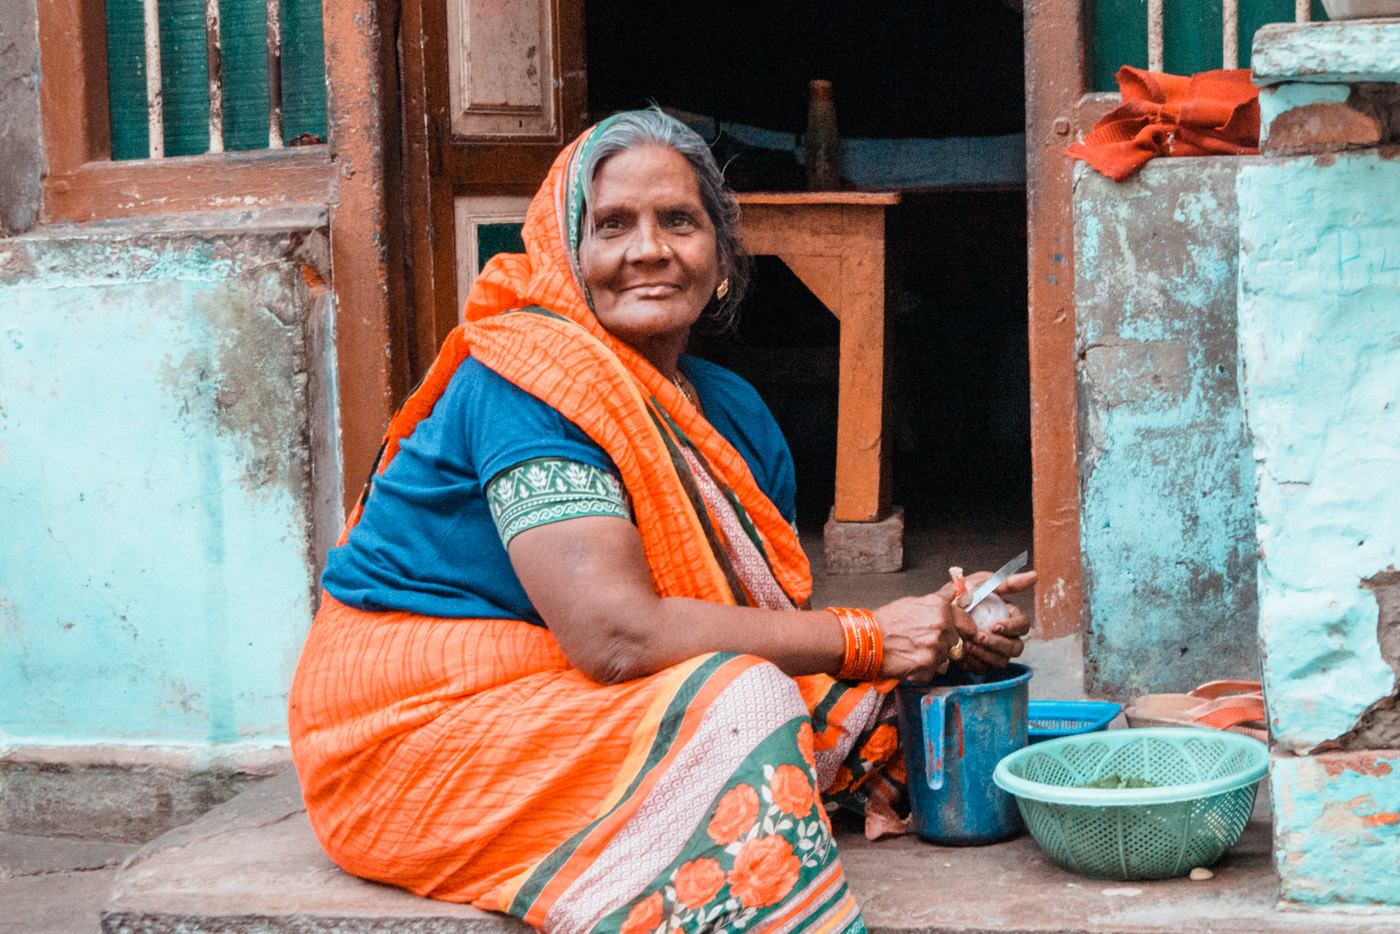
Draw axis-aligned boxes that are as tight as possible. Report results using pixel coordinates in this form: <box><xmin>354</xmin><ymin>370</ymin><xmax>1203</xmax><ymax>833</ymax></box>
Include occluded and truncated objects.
<box><xmin>322</xmin><ymin>354</ymin><xmax>797</xmax><ymax>622</ymax></box>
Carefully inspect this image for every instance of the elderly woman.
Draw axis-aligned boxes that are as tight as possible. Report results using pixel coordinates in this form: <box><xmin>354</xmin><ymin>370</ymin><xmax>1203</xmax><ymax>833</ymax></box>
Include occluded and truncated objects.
<box><xmin>288</xmin><ymin>108</ymin><xmax>1033</xmax><ymax>934</ymax></box>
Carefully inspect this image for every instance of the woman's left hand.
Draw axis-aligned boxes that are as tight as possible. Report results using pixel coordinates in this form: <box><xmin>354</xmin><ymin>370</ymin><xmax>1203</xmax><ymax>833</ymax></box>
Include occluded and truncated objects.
<box><xmin>936</xmin><ymin>569</ymin><xmax>1036</xmax><ymax>674</ymax></box>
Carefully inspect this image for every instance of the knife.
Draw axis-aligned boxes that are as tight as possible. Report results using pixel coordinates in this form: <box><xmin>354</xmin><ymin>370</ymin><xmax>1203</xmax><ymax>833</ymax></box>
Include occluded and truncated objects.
<box><xmin>964</xmin><ymin>550</ymin><xmax>1029</xmax><ymax>611</ymax></box>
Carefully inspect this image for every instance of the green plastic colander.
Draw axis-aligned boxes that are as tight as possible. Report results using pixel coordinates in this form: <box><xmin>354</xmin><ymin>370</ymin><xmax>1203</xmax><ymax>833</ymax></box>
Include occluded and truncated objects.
<box><xmin>992</xmin><ymin>727</ymin><xmax>1268</xmax><ymax>880</ymax></box>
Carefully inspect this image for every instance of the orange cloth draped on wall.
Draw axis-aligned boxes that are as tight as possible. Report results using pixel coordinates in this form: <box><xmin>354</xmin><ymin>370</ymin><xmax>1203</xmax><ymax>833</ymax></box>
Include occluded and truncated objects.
<box><xmin>288</xmin><ymin>117</ymin><xmax>907</xmax><ymax>933</ymax></box>
<box><xmin>1066</xmin><ymin>66</ymin><xmax>1260</xmax><ymax>182</ymax></box>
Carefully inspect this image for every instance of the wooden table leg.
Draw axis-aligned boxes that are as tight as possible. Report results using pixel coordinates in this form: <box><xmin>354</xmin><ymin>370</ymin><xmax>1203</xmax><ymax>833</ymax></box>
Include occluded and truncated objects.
<box><xmin>830</xmin><ymin>204</ymin><xmax>893</xmax><ymax>524</ymax></box>
<box><xmin>739</xmin><ymin>198</ymin><xmax>903</xmax><ymax>572</ymax></box>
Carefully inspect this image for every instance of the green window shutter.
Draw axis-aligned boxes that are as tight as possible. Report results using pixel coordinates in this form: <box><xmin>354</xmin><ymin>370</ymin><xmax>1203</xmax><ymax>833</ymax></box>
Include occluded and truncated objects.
<box><xmin>219</xmin><ymin>0</ymin><xmax>273</xmax><ymax>151</ymax></box>
<box><xmin>279</xmin><ymin>0</ymin><xmax>326</xmax><ymax>145</ymax></box>
<box><xmin>160</xmin><ymin>0</ymin><xmax>210</xmax><ymax>157</ymax></box>
<box><xmin>1090</xmin><ymin>0</ymin><xmax>1330</xmax><ymax>92</ymax></box>
<box><xmin>105</xmin><ymin>0</ymin><xmax>326</xmax><ymax>160</ymax></box>
<box><xmin>105</xmin><ymin>0</ymin><xmax>154</xmax><ymax>160</ymax></box>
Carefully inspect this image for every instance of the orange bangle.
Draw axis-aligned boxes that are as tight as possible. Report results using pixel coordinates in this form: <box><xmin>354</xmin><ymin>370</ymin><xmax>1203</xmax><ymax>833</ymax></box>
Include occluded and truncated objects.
<box><xmin>827</xmin><ymin>607</ymin><xmax>884</xmax><ymax>680</ymax></box>
<box><xmin>856</xmin><ymin>617</ymin><xmax>872</xmax><ymax>678</ymax></box>
<box><xmin>862</xmin><ymin>612</ymin><xmax>884</xmax><ymax>679</ymax></box>
<box><xmin>837</xmin><ymin>610</ymin><xmax>859</xmax><ymax>677</ymax></box>
<box><xmin>828</xmin><ymin>608</ymin><xmax>856</xmax><ymax>679</ymax></box>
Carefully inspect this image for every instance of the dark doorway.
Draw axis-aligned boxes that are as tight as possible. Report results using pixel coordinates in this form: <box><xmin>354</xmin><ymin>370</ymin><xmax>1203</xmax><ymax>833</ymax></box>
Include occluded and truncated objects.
<box><xmin>585</xmin><ymin>1</ymin><xmax>1031</xmax><ymax>534</ymax></box>
<box><xmin>585</xmin><ymin>1</ymin><xmax>1025</xmax><ymax>140</ymax></box>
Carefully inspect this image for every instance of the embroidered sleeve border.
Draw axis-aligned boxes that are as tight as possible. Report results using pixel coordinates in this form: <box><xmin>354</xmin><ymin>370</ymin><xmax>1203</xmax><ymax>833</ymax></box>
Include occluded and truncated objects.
<box><xmin>486</xmin><ymin>457</ymin><xmax>632</xmax><ymax>545</ymax></box>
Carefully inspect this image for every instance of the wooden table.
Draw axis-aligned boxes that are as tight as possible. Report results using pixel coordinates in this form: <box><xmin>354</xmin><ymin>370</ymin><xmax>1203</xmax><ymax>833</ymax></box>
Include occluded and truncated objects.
<box><xmin>736</xmin><ymin>191</ymin><xmax>903</xmax><ymax>571</ymax></box>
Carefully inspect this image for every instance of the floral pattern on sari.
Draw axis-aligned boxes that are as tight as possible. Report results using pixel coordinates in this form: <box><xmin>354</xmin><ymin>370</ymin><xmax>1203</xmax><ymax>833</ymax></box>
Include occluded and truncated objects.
<box><xmin>816</xmin><ymin>701</ymin><xmax>907</xmax><ymax>820</ymax></box>
<box><xmin>601</xmin><ymin>719</ymin><xmax>853</xmax><ymax>934</ymax></box>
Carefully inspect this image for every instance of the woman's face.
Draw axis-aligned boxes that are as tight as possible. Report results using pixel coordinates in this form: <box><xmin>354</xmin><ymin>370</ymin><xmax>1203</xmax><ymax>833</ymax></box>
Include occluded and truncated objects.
<box><xmin>579</xmin><ymin>144</ymin><xmax>722</xmax><ymax>368</ymax></box>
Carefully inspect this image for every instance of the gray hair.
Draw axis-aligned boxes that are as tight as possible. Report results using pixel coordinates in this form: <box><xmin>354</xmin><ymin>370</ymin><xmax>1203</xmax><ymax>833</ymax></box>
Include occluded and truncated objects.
<box><xmin>578</xmin><ymin>107</ymin><xmax>749</xmax><ymax>327</ymax></box>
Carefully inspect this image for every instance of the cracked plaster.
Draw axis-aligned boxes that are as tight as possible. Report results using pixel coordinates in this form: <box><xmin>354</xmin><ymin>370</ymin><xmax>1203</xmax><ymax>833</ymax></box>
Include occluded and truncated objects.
<box><xmin>1237</xmin><ymin>152</ymin><xmax>1400</xmax><ymax>755</ymax></box>
<box><xmin>1074</xmin><ymin>160</ymin><xmax>1260</xmax><ymax>697</ymax></box>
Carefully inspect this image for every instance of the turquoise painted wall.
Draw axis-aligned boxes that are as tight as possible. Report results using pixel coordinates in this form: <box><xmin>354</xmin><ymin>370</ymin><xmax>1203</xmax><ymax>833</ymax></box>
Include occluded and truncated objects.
<box><xmin>0</xmin><ymin>225</ymin><xmax>338</xmax><ymax>748</ymax></box>
<box><xmin>1237</xmin><ymin>152</ymin><xmax>1400</xmax><ymax>757</ymax></box>
<box><xmin>1239</xmin><ymin>22</ymin><xmax>1400</xmax><ymax>901</ymax></box>
<box><xmin>1074</xmin><ymin>159</ymin><xmax>1260</xmax><ymax>698</ymax></box>
<box><xmin>1272</xmin><ymin>752</ymin><xmax>1400</xmax><ymax>908</ymax></box>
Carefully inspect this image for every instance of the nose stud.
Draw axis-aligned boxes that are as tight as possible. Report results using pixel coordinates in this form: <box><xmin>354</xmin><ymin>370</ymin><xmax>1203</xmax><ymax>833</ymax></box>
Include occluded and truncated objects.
<box><xmin>661</xmin><ymin>245</ymin><xmax>673</xmax><ymax>259</ymax></box>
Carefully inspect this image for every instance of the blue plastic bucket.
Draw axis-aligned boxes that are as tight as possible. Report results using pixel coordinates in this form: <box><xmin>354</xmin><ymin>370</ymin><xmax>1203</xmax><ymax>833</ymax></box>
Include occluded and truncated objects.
<box><xmin>895</xmin><ymin>663</ymin><xmax>1031</xmax><ymax>845</ymax></box>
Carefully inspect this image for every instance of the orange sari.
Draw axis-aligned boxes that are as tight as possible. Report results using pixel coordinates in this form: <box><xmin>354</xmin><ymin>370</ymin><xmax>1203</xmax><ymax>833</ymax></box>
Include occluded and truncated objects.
<box><xmin>288</xmin><ymin>118</ymin><xmax>902</xmax><ymax>934</ymax></box>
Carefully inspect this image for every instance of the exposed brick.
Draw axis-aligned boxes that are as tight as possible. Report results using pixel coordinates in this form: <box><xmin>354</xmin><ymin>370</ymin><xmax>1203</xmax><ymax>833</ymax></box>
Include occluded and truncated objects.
<box><xmin>1264</xmin><ymin>100</ymin><xmax>1382</xmax><ymax>154</ymax></box>
<box><xmin>1317</xmin><ymin>750</ymin><xmax>1398</xmax><ymax>778</ymax></box>
<box><xmin>1264</xmin><ymin>83</ymin><xmax>1400</xmax><ymax>155</ymax></box>
<box><xmin>1331</xmin><ymin>568</ymin><xmax>1400</xmax><ymax>751</ymax></box>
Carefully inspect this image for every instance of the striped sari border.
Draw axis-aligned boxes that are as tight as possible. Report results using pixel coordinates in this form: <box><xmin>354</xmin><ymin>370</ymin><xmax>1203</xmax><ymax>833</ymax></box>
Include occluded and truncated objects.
<box><xmin>807</xmin><ymin>893</ymin><xmax>863</xmax><ymax>934</ymax></box>
<box><xmin>641</xmin><ymin>399</ymin><xmax>751</xmax><ymax>606</ymax></box>
<box><xmin>505</xmin><ymin>653</ymin><xmax>749</xmax><ymax>920</ymax></box>
<box><xmin>809</xmin><ymin>680</ymin><xmax>876</xmax><ymax>751</ymax></box>
<box><xmin>757</xmin><ymin>860</ymin><xmax>861</xmax><ymax>934</ymax></box>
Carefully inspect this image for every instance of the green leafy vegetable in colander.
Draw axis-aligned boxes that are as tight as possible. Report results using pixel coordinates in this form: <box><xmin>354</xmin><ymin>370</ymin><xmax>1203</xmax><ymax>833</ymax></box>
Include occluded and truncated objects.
<box><xmin>1076</xmin><ymin>774</ymin><xmax>1161</xmax><ymax>790</ymax></box>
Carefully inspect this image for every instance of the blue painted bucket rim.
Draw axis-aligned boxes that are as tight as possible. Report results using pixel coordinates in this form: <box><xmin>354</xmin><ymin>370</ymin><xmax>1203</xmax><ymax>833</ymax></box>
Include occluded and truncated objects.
<box><xmin>898</xmin><ymin>662</ymin><xmax>1032</xmax><ymax>697</ymax></box>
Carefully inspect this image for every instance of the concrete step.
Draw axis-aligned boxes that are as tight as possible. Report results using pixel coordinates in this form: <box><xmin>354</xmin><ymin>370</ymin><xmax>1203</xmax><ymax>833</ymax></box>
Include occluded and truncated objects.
<box><xmin>103</xmin><ymin>770</ymin><xmax>1400</xmax><ymax>934</ymax></box>
<box><xmin>0</xmin><ymin>832</ymin><xmax>139</xmax><ymax>934</ymax></box>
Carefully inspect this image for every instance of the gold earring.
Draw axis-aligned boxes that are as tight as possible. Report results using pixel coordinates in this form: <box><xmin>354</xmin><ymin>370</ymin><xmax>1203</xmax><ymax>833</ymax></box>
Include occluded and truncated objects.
<box><xmin>716</xmin><ymin>278</ymin><xmax>730</xmax><ymax>300</ymax></box>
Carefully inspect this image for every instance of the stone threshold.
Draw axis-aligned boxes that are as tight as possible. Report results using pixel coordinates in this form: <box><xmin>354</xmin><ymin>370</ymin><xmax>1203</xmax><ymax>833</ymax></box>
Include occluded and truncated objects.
<box><xmin>101</xmin><ymin>770</ymin><xmax>1400</xmax><ymax>934</ymax></box>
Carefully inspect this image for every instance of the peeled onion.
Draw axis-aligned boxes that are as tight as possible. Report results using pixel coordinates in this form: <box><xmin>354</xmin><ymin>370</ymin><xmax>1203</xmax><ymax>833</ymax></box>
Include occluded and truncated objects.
<box><xmin>948</xmin><ymin>565</ymin><xmax>1011</xmax><ymax>628</ymax></box>
<box><xmin>967</xmin><ymin>590</ymin><xmax>1009</xmax><ymax>628</ymax></box>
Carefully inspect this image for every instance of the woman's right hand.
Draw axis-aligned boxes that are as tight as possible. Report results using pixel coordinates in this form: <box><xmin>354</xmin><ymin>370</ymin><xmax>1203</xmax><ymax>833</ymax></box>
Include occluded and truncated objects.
<box><xmin>873</xmin><ymin>593</ymin><xmax>977</xmax><ymax>682</ymax></box>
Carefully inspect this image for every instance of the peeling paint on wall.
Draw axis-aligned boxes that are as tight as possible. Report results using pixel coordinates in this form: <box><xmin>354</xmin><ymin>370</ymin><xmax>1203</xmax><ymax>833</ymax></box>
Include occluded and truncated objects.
<box><xmin>1273</xmin><ymin>751</ymin><xmax>1400</xmax><ymax>907</ymax></box>
<box><xmin>1252</xmin><ymin>21</ymin><xmax>1400</xmax><ymax>87</ymax></box>
<box><xmin>1074</xmin><ymin>160</ymin><xmax>1260</xmax><ymax>698</ymax></box>
<box><xmin>0</xmin><ymin>225</ymin><xmax>339</xmax><ymax>746</ymax></box>
<box><xmin>1237</xmin><ymin>152</ymin><xmax>1400</xmax><ymax>756</ymax></box>
<box><xmin>1333</xmin><ymin>568</ymin><xmax>1400</xmax><ymax>750</ymax></box>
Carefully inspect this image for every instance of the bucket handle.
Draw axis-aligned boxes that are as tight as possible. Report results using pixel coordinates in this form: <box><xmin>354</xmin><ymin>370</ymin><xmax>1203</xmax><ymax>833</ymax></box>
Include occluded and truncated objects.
<box><xmin>920</xmin><ymin>692</ymin><xmax>961</xmax><ymax>792</ymax></box>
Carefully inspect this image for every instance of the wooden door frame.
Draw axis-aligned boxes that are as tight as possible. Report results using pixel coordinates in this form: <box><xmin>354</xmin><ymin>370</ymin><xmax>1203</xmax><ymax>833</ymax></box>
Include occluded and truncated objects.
<box><xmin>1025</xmin><ymin>0</ymin><xmax>1089</xmax><ymax>638</ymax></box>
<box><xmin>324</xmin><ymin>0</ymin><xmax>413</xmax><ymax>513</ymax></box>
<box><xmin>399</xmin><ymin>0</ymin><xmax>461</xmax><ymax>376</ymax></box>
<box><xmin>398</xmin><ymin>0</ymin><xmax>588</xmax><ymax>377</ymax></box>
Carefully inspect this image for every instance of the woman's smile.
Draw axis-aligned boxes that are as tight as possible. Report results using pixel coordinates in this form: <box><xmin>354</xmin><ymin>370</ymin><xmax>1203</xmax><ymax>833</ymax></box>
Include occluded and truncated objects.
<box><xmin>624</xmin><ymin>283</ymin><xmax>681</xmax><ymax>297</ymax></box>
<box><xmin>578</xmin><ymin>143</ymin><xmax>722</xmax><ymax>373</ymax></box>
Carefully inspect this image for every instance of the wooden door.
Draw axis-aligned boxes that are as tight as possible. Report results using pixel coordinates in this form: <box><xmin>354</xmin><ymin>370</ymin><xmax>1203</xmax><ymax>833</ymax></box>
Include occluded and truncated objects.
<box><xmin>399</xmin><ymin>0</ymin><xmax>587</xmax><ymax>375</ymax></box>
<box><xmin>1024</xmin><ymin>0</ymin><xmax>1089</xmax><ymax>638</ymax></box>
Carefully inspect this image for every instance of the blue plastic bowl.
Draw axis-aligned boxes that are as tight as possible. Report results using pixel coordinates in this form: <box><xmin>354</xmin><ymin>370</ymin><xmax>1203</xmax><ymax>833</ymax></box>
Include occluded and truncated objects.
<box><xmin>1028</xmin><ymin>700</ymin><xmax>1122</xmax><ymax>744</ymax></box>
